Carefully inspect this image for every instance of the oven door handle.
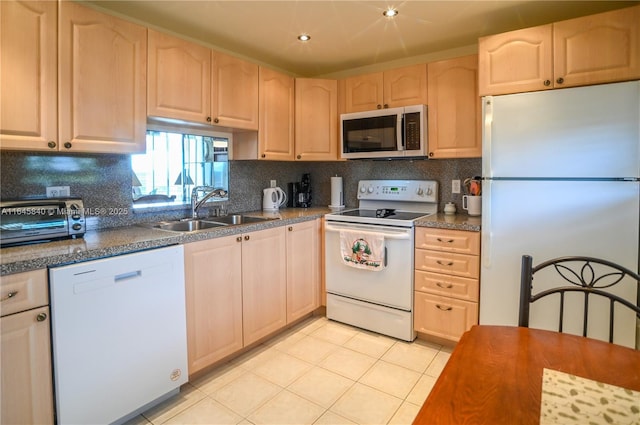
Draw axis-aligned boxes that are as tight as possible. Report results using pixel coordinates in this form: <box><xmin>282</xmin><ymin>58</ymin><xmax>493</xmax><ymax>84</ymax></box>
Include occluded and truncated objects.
<box><xmin>324</xmin><ymin>222</ymin><xmax>412</xmax><ymax>240</ymax></box>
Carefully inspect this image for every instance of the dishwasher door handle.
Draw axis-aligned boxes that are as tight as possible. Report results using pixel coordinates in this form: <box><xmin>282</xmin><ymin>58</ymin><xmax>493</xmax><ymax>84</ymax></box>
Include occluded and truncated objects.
<box><xmin>114</xmin><ymin>270</ymin><xmax>142</xmax><ymax>283</ymax></box>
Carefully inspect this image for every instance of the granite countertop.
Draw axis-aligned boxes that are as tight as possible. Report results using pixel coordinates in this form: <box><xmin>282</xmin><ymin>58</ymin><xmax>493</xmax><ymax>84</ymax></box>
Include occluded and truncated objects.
<box><xmin>415</xmin><ymin>213</ymin><xmax>482</xmax><ymax>232</ymax></box>
<box><xmin>1</xmin><ymin>208</ymin><xmax>481</xmax><ymax>276</ymax></box>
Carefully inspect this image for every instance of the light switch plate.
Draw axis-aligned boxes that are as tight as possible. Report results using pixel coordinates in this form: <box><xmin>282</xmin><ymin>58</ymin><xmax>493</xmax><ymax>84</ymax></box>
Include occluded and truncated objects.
<box><xmin>46</xmin><ymin>186</ymin><xmax>70</xmax><ymax>198</ymax></box>
<box><xmin>452</xmin><ymin>180</ymin><xmax>461</xmax><ymax>194</ymax></box>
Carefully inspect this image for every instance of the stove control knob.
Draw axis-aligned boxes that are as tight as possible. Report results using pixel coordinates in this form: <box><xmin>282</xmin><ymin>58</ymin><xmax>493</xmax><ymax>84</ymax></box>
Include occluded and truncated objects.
<box><xmin>426</xmin><ymin>187</ymin><xmax>433</xmax><ymax>196</ymax></box>
<box><xmin>367</xmin><ymin>186</ymin><xmax>374</xmax><ymax>194</ymax></box>
<box><xmin>416</xmin><ymin>187</ymin><xmax>424</xmax><ymax>196</ymax></box>
<box><xmin>359</xmin><ymin>186</ymin><xmax>367</xmax><ymax>194</ymax></box>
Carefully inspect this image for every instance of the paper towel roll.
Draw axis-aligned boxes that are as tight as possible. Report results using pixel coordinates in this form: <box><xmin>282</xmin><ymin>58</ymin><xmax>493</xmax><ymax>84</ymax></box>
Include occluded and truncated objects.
<box><xmin>330</xmin><ymin>176</ymin><xmax>344</xmax><ymax>208</ymax></box>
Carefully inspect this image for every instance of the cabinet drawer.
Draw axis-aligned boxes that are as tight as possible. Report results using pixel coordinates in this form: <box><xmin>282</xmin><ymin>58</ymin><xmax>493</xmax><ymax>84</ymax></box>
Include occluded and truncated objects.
<box><xmin>415</xmin><ymin>250</ymin><xmax>479</xmax><ymax>279</ymax></box>
<box><xmin>415</xmin><ymin>270</ymin><xmax>479</xmax><ymax>302</ymax></box>
<box><xmin>415</xmin><ymin>228</ymin><xmax>480</xmax><ymax>255</ymax></box>
<box><xmin>414</xmin><ymin>292</ymin><xmax>478</xmax><ymax>342</ymax></box>
<box><xmin>0</xmin><ymin>270</ymin><xmax>48</xmax><ymax>317</ymax></box>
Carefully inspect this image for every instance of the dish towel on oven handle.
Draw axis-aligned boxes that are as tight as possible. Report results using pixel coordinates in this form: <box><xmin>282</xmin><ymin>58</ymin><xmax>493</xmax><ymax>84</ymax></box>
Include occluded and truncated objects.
<box><xmin>340</xmin><ymin>230</ymin><xmax>386</xmax><ymax>271</ymax></box>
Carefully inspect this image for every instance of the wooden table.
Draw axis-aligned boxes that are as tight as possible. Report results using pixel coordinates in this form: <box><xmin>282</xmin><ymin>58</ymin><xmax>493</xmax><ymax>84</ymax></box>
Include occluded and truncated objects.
<box><xmin>413</xmin><ymin>325</ymin><xmax>640</xmax><ymax>424</ymax></box>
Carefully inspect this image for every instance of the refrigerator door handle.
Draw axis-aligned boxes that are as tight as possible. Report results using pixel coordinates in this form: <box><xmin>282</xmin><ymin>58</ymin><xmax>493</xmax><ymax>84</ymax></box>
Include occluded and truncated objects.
<box><xmin>482</xmin><ymin>96</ymin><xmax>494</xmax><ymax>178</ymax></box>
<box><xmin>481</xmin><ymin>179</ymin><xmax>492</xmax><ymax>269</ymax></box>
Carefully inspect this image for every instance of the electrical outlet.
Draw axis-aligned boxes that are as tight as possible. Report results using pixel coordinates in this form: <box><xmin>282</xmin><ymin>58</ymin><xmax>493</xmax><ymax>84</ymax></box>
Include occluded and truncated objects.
<box><xmin>270</xmin><ymin>180</ymin><xmax>276</xmax><ymax>188</ymax></box>
<box><xmin>452</xmin><ymin>180</ymin><xmax>461</xmax><ymax>194</ymax></box>
<box><xmin>46</xmin><ymin>186</ymin><xmax>70</xmax><ymax>198</ymax></box>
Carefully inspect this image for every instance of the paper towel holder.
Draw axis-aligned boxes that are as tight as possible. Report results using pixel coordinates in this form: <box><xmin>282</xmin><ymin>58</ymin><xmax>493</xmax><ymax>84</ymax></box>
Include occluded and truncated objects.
<box><xmin>329</xmin><ymin>175</ymin><xmax>345</xmax><ymax>210</ymax></box>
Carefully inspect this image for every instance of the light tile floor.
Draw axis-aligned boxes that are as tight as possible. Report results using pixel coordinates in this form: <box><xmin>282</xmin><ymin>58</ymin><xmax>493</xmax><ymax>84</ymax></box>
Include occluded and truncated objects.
<box><xmin>125</xmin><ymin>315</ymin><xmax>452</xmax><ymax>425</ymax></box>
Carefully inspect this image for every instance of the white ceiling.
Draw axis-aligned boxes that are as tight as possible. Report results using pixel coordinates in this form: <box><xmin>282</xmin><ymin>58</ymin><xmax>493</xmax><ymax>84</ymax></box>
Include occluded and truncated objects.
<box><xmin>86</xmin><ymin>0</ymin><xmax>638</xmax><ymax>77</ymax></box>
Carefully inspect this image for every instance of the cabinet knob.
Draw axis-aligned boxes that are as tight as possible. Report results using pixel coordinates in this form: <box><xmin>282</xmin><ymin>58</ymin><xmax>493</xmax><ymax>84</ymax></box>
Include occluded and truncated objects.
<box><xmin>428</xmin><ymin>152</ymin><xmax>434</xmax><ymax>157</ymax></box>
<box><xmin>64</xmin><ymin>142</ymin><xmax>72</xmax><ymax>149</ymax></box>
<box><xmin>206</xmin><ymin>117</ymin><xmax>212</xmax><ymax>122</ymax></box>
<box><xmin>36</xmin><ymin>312</ymin><xmax>47</xmax><ymax>322</ymax></box>
<box><xmin>261</xmin><ymin>154</ymin><xmax>266</xmax><ymax>158</ymax></box>
<box><xmin>296</xmin><ymin>155</ymin><xmax>301</xmax><ymax>160</ymax></box>
<box><xmin>47</xmin><ymin>141</ymin><xmax>56</xmax><ymax>149</ymax></box>
<box><xmin>236</xmin><ymin>236</ymin><xmax>242</xmax><ymax>242</ymax></box>
<box><xmin>288</xmin><ymin>226</ymin><xmax>293</xmax><ymax>231</ymax></box>
<box><xmin>383</xmin><ymin>104</ymin><xmax>389</xmax><ymax>109</ymax></box>
<box><xmin>556</xmin><ymin>77</ymin><xmax>564</xmax><ymax>85</ymax></box>
<box><xmin>436</xmin><ymin>304</ymin><xmax>453</xmax><ymax>312</ymax></box>
<box><xmin>376</xmin><ymin>104</ymin><xmax>382</xmax><ymax>109</ymax></box>
<box><xmin>214</xmin><ymin>118</ymin><xmax>219</xmax><ymax>124</ymax></box>
<box><xmin>543</xmin><ymin>80</ymin><xmax>551</xmax><ymax>87</ymax></box>
<box><xmin>244</xmin><ymin>235</ymin><xmax>250</xmax><ymax>241</ymax></box>
<box><xmin>1</xmin><ymin>291</ymin><xmax>18</xmax><ymax>302</ymax></box>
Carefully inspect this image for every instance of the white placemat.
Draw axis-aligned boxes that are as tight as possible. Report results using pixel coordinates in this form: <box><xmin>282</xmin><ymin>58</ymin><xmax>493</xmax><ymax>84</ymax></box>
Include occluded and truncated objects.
<box><xmin>540</xmin><ymin>368</ymin><xmax>640</xmax><ymax>424</ymax></box>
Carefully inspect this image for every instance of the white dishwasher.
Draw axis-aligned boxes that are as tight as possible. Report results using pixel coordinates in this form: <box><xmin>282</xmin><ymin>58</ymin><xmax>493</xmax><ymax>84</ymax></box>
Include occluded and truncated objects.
<box><xmin>49</xmin><ymin>245</ymin><xmax>187</xmax><ymax>425</ymax></box>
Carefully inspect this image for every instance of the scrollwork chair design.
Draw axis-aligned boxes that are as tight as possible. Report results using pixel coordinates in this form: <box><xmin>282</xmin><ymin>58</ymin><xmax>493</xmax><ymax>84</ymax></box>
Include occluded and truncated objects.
<box><xmin>519</xmin><ymin>255</ymin><xmax>640</xmax><ymax>344</ymax></box>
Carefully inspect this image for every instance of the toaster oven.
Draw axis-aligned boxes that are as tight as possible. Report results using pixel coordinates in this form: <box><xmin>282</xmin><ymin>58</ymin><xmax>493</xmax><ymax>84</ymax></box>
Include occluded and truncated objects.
<box><xmin>0</xmin><ymin>198</ymin><xmax>86</xmax><ymax>247</ymax></box>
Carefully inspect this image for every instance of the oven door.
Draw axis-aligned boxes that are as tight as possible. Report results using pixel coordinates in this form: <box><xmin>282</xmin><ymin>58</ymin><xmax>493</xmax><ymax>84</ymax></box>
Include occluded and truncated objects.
<box><xmin>324</xmin><ymin>221</ymin><xmax>414</xmax><ymax>310</ymax></box>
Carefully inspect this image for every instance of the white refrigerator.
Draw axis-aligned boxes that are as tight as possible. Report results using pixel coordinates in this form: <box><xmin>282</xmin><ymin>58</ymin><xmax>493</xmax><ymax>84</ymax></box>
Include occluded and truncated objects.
<box><xmin>480</xmin><ymin>80</ymin><xmax>640</xmax><ymax>348</ymax></box>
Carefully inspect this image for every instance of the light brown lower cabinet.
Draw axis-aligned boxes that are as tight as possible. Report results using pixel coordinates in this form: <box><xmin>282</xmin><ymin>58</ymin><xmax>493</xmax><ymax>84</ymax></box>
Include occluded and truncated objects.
<box><xmin>414</xmin><ymin>228</ymin><xmax>480</xmax><ymax>342</ymax></box>
<box><xmin>184</xmin><ymin>234</ymin><xmax>244</xmax><ymax>375</ymax></box>
<box><xmin>0</xmin><ymin>269</ymin><xmax>54</xmax><ymax>425</ymax></box>
<box><xmin>184</xmin><ymin>220</ymin><xmax>320</xmax><ymax>375</ymax></box>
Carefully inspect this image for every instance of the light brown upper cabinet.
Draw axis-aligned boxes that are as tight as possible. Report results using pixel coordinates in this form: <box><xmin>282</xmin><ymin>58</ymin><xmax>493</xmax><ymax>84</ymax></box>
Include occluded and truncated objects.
<box><xmin>59</xmin><ymin>1</ymin><xmax>147</xmax><ymax>153</ymax></box>
<box><xmin>148</xmin><ymin>30</ymin><xmax>259</xmax><ymax>131</ymax></box>
<box><xmin>258</xmin><ymin>67</ymin><xmax>295</xmax><ymax>160</ymax></box>
<box><xmin>147</xmin><ymin>29</ymin><xmax>212</xmax><ymax>124</ymax></box>
<box><xmin>212</xmin><ymin>52</ymin><xmax>259</xmax><ymax>130</ymax></box>
<box><xmin>479</xmin><ymin>5</ymin><xmax>640</xmax><ymax>96</ymax></box>
<box><xmin>0</xmin><ymin>0</ymin><xmax>57</xmax><ymax>152</ymax></box>
<box><xmin>427</xmin><ymin>55</ymin><xmax>481</xmax><ymax>159</ymax></box>
<box><xmin>343</xmin><ymin>64</ymin><xmax>428</xmax><ymax>113</ymax></box>
<box><xmin>294</xmin><ymin>78</ymin><xmax>338</xmax><ymax>161</ymax></box>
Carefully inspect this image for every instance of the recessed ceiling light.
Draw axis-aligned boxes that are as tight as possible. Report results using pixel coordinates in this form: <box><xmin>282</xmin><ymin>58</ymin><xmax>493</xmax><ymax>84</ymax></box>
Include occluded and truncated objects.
<box><xmin>383</xmin><ymin>8</ymin><xmax>398</xmax><ymax>18</ymax></box>
<box><xmin>297</xmin><ymin>34</ymin><xmax>311</xmax><ymax>42</ymax></box>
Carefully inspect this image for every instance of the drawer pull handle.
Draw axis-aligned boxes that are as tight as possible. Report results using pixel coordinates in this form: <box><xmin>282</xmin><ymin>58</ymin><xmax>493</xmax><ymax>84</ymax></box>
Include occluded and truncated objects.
<box><xmin>437</xmin><ymin>238</ymin><xmax>454</xmax><ymax>243</ymax></box>
<box><xmin>436</xmin><ymin>260</ymin><xmax>454</xmax><ymax>266</ymax></box>
<box><xmin>1</xmin><ymin>291</ymin><xmax>18</xmax><ymax>302</ymax></box>
<box><xmin>436</xmin><ymin>282</ymin><xmax>453</xmax><ymax>289</ymax></box>
<box><xmin>436</xmin><ymin>304</ymin><xmax>453</xmax><ymax>311</ymax></box>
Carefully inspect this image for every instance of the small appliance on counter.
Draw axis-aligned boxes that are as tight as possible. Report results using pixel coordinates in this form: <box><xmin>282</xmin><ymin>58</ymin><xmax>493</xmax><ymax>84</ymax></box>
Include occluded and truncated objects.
<box><xmin>288</xmin><ymin>174</ymin><xmax>312</xmax><ymax>208</ymax></box>
<box><xmin>0</xmin><ymin>198</ymin><xmax>86</xmax><ymax>247</ymax></box>
<box><xmin>262</xmin><ymin>186</ymin><xmax>287</xmax><ymax>211</ymax></box>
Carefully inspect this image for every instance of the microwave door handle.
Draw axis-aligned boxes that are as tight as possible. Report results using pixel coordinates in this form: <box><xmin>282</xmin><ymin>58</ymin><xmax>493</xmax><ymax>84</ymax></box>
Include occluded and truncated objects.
<box><xmin>397</xmin><ymin>114</ymin><xmax>404</xmax><ymax>151</ymax></box>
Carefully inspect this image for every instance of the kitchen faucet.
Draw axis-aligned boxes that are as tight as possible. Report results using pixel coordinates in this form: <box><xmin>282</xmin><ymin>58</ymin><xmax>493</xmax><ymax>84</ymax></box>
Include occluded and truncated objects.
<box><xmin>191</xmin><ymin>186</ymin><xmax>228</xmax><ymax>219</ymax></box>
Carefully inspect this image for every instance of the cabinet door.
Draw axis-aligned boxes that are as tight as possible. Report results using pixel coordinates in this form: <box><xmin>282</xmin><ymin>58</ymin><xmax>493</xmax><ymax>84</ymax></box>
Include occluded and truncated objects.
<box><xmin>344</xmin><ymin>72</ymin><xmax>383</xmax><ymax>113</ymax></box>
<box><xmin>383</xmin><ymin>64</ymin><xmax>428</xmax><ymax>108</ymax></box>
<box><xmin>478</xmin><ymin>24</ymin><xmax>553</xmax><ymax>96</ymax></box>
<box><xmin>242</xmin><ymin>227</ymin><xmax>287</xmax><ymax>345</ymax></box>
<box><xmin>427</xmin><ymin>55</ymin><xmax>480</xmax><ymax>159</ymax></box>
<box><xmin>554</xmin><ymin>5</ymin><xmax>640</xmax><ymax>88</ymax></box>
<box><xmin>259</xmin><ymin>67</ymin><xmax>294</xmax><ymax>160</ymax></box>
<box><xmin>59</xmin><ymin>2</ymin><xmax>146</xmax><ymax>154</ymax></box>
<box><xmin>148</xmin><ymin>29</ymin><xmax>211</xmax><ymax>124</ymax></box>
<box><xmin>294</xmin><ymin>78</ymin><xmax>338</xmax><ymax>161</ymax></box>
<box><xmin>0</xmin><ymin>0</ymin><xmax>57</xmax><ymax>151</ymax></box>
<box><xmin>212</xmin><ymin>52</ymin><xmax>259</xmax><ymax>130</ymax></box>
<box><xmin>414</xmin><ymin>292</ymin><xmax>478</xmax><ymax>341</ymax></box>
<box><xmin>184</xmin><ymin>235</ymin><xmax>243</xmax><ymax>375</ymax></box>
<box><xmin>1</xmin><ymin>306</ymin><xmax>54</xmax><ymax>425</ymax></box>
<box><xmin>286</xmin><ymin>220</ymin><xmax>320</xmax><ymax>323</ymax></box>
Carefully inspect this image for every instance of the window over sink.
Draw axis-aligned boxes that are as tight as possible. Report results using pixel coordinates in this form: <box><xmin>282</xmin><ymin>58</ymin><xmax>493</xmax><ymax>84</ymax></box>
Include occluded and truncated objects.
<box><xmin>131</xmin><ymin>126</ymin><xmax>230</xmax><ymax>209</ymax></box>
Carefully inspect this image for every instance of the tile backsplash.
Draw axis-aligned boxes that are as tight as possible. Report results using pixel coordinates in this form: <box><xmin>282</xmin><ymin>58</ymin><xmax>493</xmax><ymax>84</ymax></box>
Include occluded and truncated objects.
<box><xmin>0</xmin><ymin>151</ymin><xmax>480</xmax><ymax>230</ymax></box>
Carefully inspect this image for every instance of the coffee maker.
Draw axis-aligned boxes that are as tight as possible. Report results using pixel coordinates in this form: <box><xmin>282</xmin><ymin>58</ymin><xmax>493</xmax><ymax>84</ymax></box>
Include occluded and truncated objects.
<box><xmin>288</xmin><ymin>174</ymin><xmax>312</xmax><ymax>208</ymax></box>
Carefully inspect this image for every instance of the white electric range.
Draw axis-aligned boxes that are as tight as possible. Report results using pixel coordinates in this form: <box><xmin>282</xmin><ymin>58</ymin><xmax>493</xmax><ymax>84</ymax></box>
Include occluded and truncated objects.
<box><xmin>324</xmin><ymin>180</ymin><xmax>438</xmax><ymax>341</ymax></box>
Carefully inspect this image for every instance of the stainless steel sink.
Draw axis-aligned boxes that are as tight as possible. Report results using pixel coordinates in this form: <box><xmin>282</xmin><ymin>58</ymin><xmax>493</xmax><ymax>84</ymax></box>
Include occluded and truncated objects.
<box><xmin>147</xmin><ymin>220</ymin><xmax>228</xmax><ymax>232</ymax></box>
<box><xmin>207</xmin><ymin>214</ymin><xmax>275</xmax><ymax>225</ymax></box>
<box><xmin>141</xmin><ymin>215</ymin><xmax>277</xmax><ymax>233</ymax></box>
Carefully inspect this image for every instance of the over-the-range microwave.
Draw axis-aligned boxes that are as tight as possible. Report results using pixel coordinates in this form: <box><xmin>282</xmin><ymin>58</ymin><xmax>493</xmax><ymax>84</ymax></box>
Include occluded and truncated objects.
<box><xmin>340</xmin><ymin>104</ymin><xmax>427</xmax><ymax>160</ymax></box>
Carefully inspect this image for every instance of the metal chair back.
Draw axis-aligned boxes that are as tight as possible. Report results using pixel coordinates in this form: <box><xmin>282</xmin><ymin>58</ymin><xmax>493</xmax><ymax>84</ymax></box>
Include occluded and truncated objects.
<box><xmin>519</xmin><ymin>255</ymin><xmax>640</xmax><ymax>344</ymax></box>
